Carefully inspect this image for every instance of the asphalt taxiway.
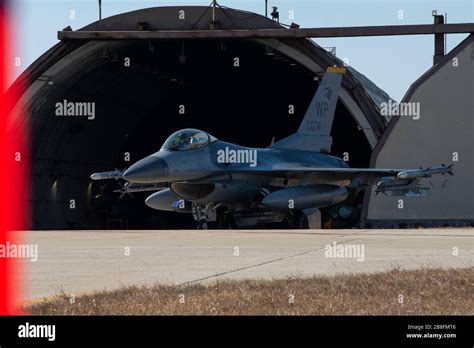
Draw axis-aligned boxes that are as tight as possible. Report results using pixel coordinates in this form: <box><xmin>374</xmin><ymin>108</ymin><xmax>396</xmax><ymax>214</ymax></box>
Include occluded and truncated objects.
<box><xmin>22</xmin><ymin>228</ymin><xmax>473</xmax><ymax>300</ymax></box>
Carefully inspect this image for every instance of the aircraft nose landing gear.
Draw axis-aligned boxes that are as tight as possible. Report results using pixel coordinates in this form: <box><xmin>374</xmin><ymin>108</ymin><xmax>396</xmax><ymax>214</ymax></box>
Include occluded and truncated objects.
<box><xmin>193</xmin><ymin>203</ymin><xmax>235</xmax><ymax>229</ymax></box>
<box><xmin>193</xmin><ymin>203</ymin><xmax>218</xmax><ymax>230</ymax></box>
<box><xmin>197</xmin><ymin>220</ymin><xmax>209</xmax><ymax>230</ymax></box>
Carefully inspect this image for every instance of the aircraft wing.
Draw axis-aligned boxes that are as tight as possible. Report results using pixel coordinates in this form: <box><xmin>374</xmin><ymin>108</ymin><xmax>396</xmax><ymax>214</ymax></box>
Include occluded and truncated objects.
<box><xmin>232</xmin><ymin>163</ymin><xmax>454</xmax><ymax>190</ymax></box>
<box><xmin>115</xmin><ymin>182</ymin><xmax>168</xmax><ymax>194</ymax></box>
<box><xmin>90</xmin><ymin>170</ymin><xmax>167</xmax><ymax>196</ymax></box>
<box><xmin>270</xmin><ymin>164</ymin><xmax>402</xmax><ymax>176</ymax></box>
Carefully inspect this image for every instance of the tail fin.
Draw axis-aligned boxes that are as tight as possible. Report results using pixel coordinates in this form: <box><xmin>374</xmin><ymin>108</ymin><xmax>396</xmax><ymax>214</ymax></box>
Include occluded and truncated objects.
<box><xmin>271</xmin><ymin>66</ymin><xmax>345</xmax><ymax>153</ymax></box>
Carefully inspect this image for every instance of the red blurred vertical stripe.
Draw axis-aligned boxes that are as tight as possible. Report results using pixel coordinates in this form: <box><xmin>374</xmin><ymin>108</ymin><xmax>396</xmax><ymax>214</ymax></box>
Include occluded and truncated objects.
<box><xmin>0</xmin><ymin>0</ymin><xmax>29</xmax><ymax>315</ymax></box>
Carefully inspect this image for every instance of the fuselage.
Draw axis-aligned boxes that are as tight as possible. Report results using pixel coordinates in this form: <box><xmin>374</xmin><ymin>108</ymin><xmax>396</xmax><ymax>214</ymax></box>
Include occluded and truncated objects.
<box><xmin>123</xmin><ymin>139</ymin><xmax>349</xmax><ymax>186</ymax></box>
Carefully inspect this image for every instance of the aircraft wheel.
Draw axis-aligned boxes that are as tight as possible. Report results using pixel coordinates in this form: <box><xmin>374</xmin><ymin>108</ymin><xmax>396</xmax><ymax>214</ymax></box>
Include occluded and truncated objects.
<box><xmin>295</xmin><ymin>212</ymin><xmax>309</xmax><ymax>229</ymax></box>
<box><xmin>197</xmin><ymin>221</ymin><xmax>209</xmax><ymax>230</ymax></box>
<box><xmin>217</xmin><ymin>213</ymin><xmax>235</xmax><ymax>229</ymax></box>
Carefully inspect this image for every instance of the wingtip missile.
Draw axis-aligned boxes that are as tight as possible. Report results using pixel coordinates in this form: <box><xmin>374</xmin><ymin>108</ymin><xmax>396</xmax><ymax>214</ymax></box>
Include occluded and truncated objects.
<box><xmin>90</xmin><ymin>169</ymin><xmax>124</xmax><ymax>181</ymax></box>
<box><xmin>90</xmin><ymin>173</ymin><xmax>103</xmax><ymax>180</ymax></box>
<box><xmin>396</xmin><ymin>164</ymin><xmax>454</xmax><ymax>180</ymax></box>
<box><xmin>446</xmin><ymin>164</ymin><xmax>455</xmax><ymax>175</ymax></box>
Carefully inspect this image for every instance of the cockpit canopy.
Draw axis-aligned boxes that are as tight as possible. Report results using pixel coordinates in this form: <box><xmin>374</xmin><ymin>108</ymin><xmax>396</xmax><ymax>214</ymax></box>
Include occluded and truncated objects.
<box><xmin>161</xmin><ymin>128</ymin><xmax>217</xmax><ymax>151</ymax></box>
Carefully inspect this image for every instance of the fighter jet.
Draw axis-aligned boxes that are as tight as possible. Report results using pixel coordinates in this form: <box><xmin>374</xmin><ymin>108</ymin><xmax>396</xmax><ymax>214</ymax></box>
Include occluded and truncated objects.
<box><xmin>91</xmin><ymin>67</ymin><xmax>453</xmax><ymax>229</ymax></box>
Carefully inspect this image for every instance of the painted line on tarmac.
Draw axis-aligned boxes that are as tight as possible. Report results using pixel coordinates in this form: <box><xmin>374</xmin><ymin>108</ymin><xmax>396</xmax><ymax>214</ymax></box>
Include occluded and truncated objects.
<box><xmin>179</xmin><ymin>238</ymin><xmax>358</xmax><ymax>286</ymax></box>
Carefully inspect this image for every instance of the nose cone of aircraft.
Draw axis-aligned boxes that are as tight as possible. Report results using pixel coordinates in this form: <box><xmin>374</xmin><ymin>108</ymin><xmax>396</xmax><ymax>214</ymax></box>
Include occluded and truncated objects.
<box><xmin>123</xmin><ymin>156</ymin><xmax>169</xmax><ymax>183</ymax></box>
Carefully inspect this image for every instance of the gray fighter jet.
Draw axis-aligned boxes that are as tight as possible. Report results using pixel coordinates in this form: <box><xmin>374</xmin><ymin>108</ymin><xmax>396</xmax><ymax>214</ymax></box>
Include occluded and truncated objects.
<box><xmin>91</xmin><ymin>67</ymin><xmax>453</xmax><ymax>229</ymax></box>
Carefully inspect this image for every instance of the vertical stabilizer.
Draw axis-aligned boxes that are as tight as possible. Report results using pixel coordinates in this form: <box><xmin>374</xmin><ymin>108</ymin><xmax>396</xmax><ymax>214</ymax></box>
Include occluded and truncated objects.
<box><xmin>271</xmin><ymin>66</ymin><xmax>345</xmax><ymax>152</ymax></box>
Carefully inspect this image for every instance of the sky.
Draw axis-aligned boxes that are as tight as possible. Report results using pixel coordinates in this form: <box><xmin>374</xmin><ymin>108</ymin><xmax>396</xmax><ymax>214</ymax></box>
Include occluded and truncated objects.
<box><xmin>10</xmin><ymin>0</ymin><xmax>474</xmax><ymax>101</ymax></box>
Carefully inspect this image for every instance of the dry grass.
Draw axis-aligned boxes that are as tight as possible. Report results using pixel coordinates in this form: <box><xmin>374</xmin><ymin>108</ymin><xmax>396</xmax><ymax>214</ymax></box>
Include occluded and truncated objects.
<box><xmin>28</xmin><ymin>268</ymin><xmax>473</xmax><ymax>315</ymax></box>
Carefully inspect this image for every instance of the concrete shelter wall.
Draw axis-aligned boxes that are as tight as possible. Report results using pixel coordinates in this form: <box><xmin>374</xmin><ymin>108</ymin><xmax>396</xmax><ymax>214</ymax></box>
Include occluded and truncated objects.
<box><xmin>367</xmin><ymin>40</ymin><xmax>474</xmax><ymax>222</ymax></box>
